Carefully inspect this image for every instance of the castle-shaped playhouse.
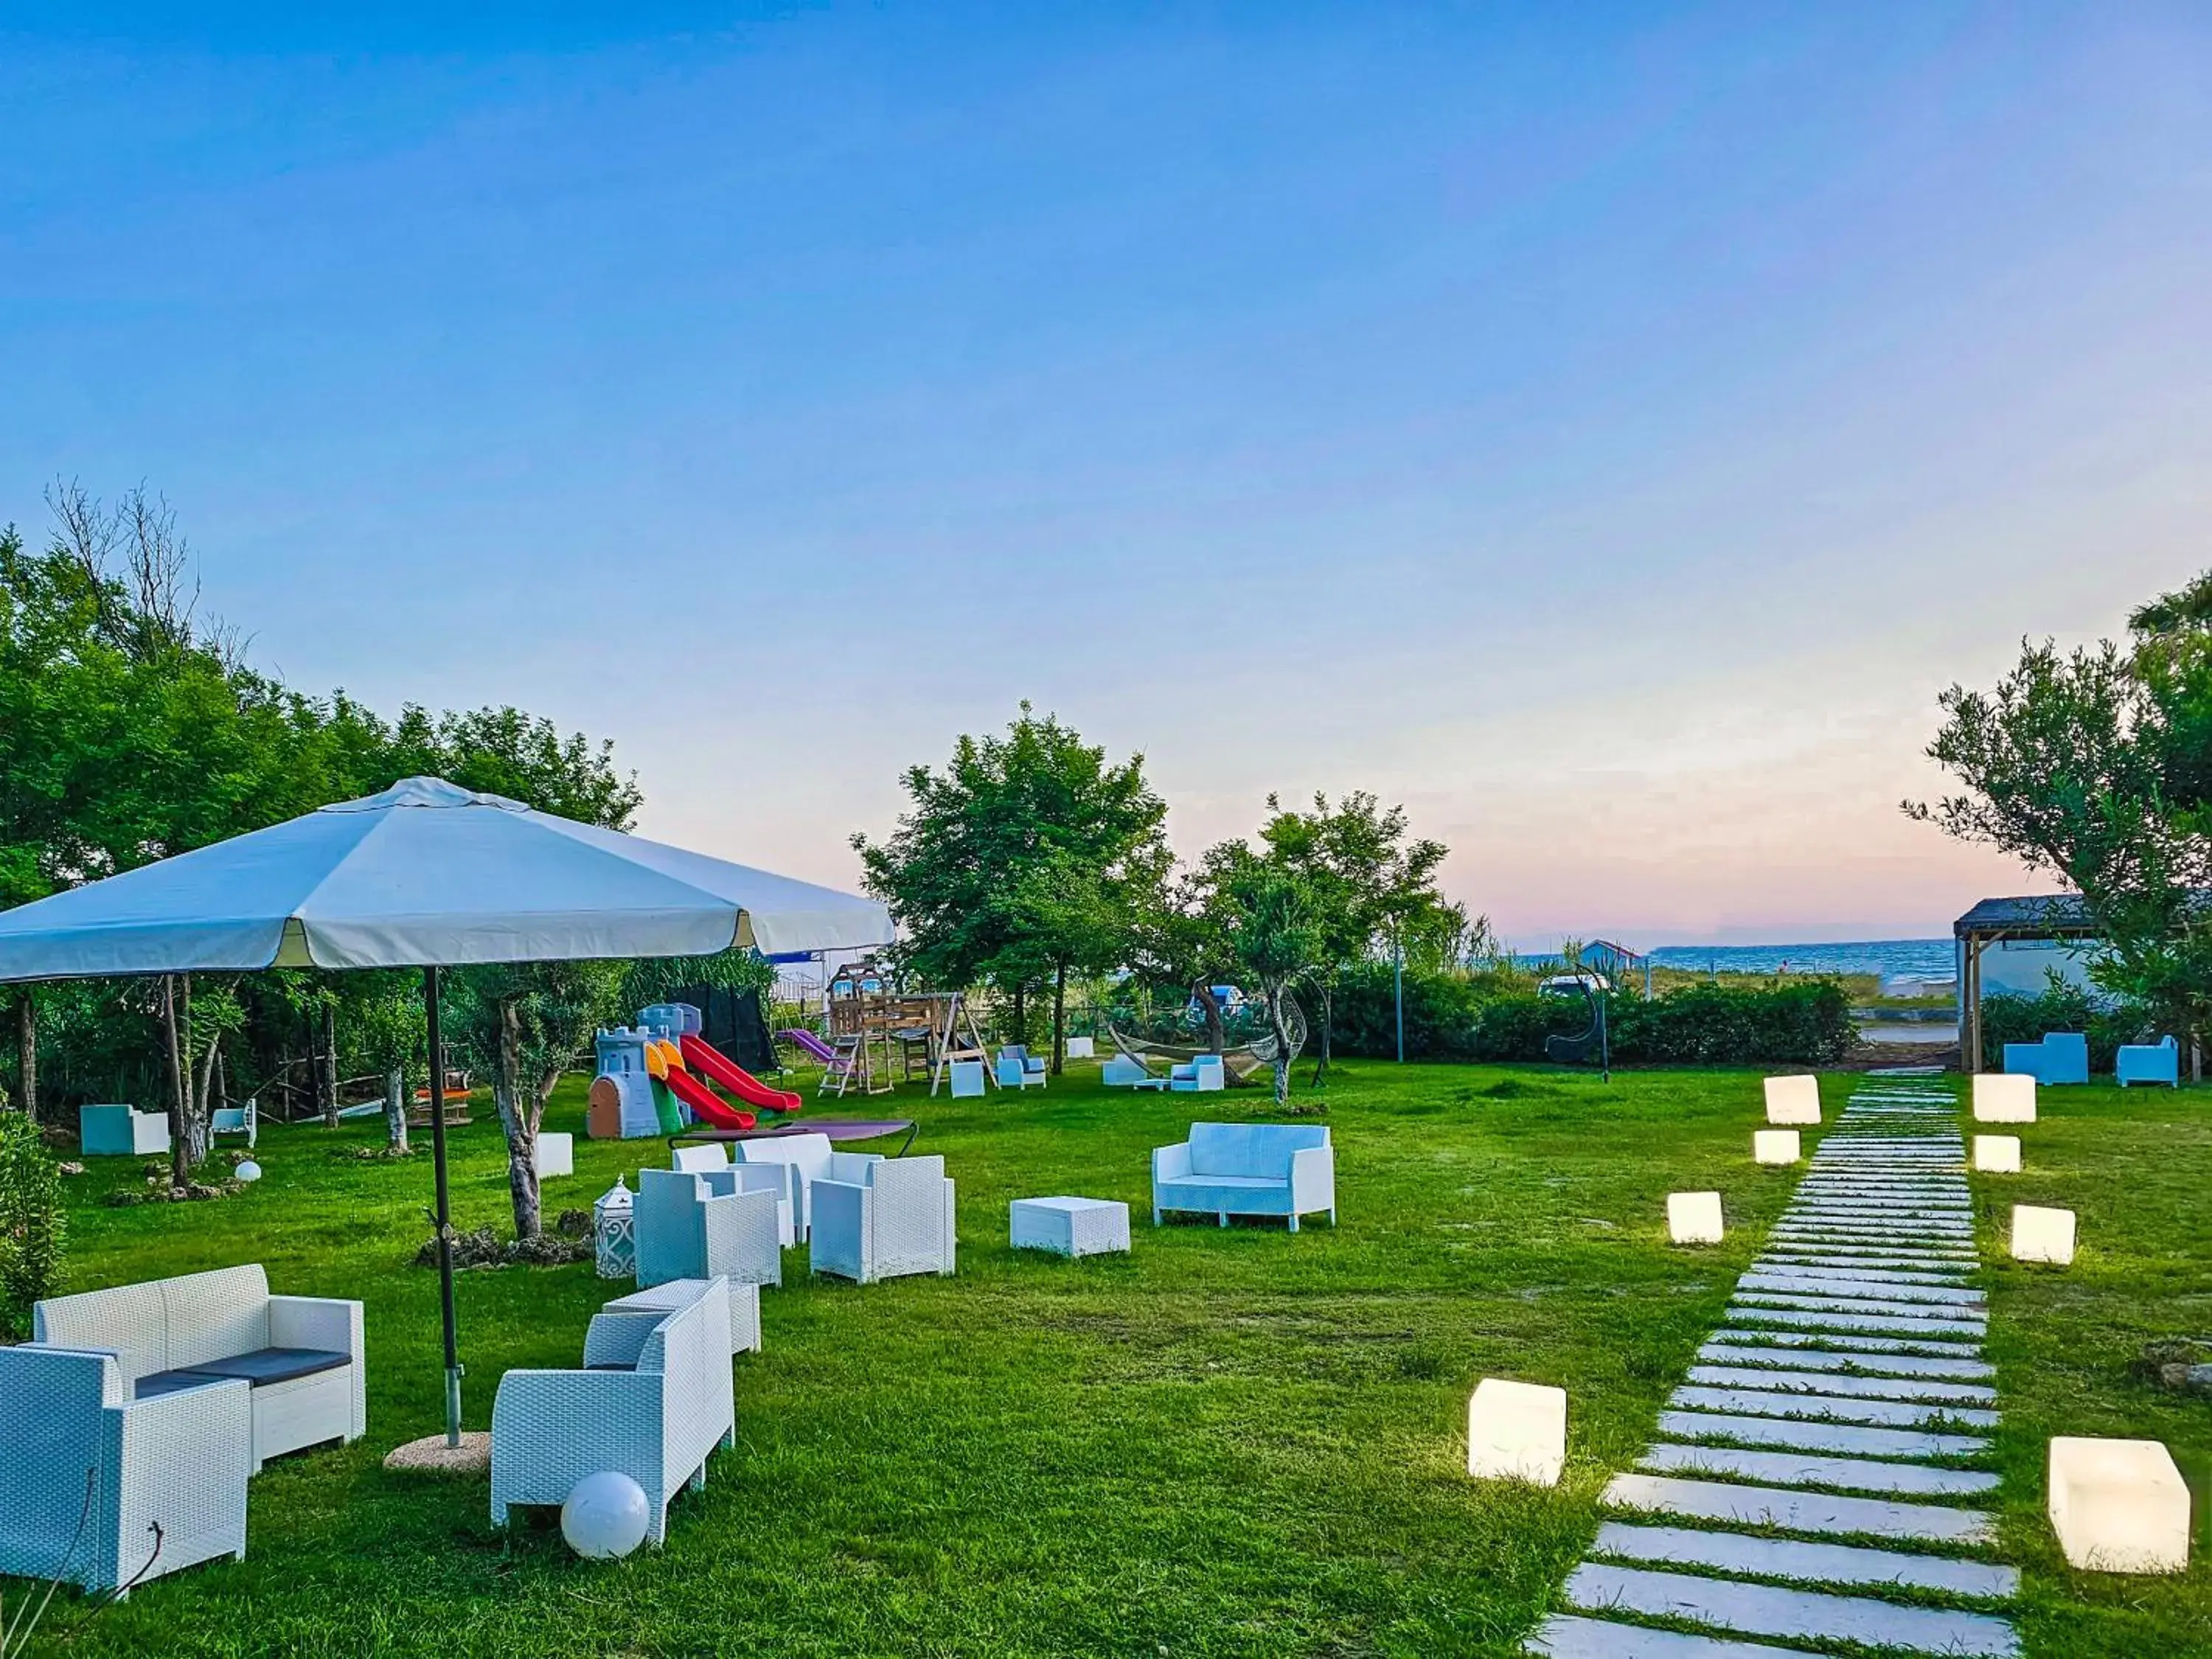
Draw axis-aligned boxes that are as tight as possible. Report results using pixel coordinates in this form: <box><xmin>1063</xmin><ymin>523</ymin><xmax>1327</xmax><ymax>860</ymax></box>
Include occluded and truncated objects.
<box><xmin>587</xmin><ymin>1002</ymin><xmax>805</xmax><ymax>1139</ymax></box>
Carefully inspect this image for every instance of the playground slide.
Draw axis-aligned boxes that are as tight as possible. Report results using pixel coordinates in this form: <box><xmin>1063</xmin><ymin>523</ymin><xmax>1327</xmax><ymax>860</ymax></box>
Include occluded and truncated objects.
<box><xmin>662</xmin><ymin>1064</ymin><xmax>757</xmax><ymax>1133</ymax></box>
<box><xmin>780</xmin><ymin>1028</ymin><xmax>838</xmax><ymax>1065</ymax></box>
<box><xmin>681</xmin><ymin>1034</ymin><xmax>804</xmax><ymax>1114</ymax></box>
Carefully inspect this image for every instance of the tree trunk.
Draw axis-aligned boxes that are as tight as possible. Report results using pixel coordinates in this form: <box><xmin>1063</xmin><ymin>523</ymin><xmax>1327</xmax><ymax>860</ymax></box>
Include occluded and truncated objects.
<box><xmin>497</xmin><ymin>1000</ymin><xmax>540</xmax><ymax>1239</ymax></box>
<box><xmin>13</xmin><ymin>993</ymin><xmax>34</xmax><ymax>1121</ymax></box>
<box><xmin>1194</xmin><ymin>982</ymin><xmax>1226</xmax><ymax>1055</ymax></box>
<box><xmin>1266</xmin><ymin>982</ymin><xmax>1293</xmax><ymax>1106</ymax></box>
<box><xmin>384</xmin><ymin>1069</ymin><xmax>408</xmax><ymax>1152</ymax></box>
<box><xmin>321</xmin><ymin>1002</ymin><xmax>341</xmax><ymax>1130</ymax></box>
<box><xmin>177</xmin><ymin>974</ymin><xmax>210</xmax><ymax>1174</ymax></box>
<box><xmin>1051</xmin><ymin>961</ymin><xmax>1067</xmax><ymax>1076</ymax></box>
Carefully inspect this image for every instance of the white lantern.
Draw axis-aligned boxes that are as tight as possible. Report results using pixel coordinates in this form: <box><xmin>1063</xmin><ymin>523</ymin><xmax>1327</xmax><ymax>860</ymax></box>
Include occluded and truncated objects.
<box><xmin>593</xmin><ymin>1178</ymin><xmax>636</xmax><ymax>1280</ymax></box>
<box><xmin>1973</xmin><ymin>1135</ymin><xmax>2021</xmax><ymax>1173</ymax></box>
<box><xmin>1762</xmin><ymin>1075</ymin><xmax>1821</xmax><ymax>1125</ymax></box>
<box><xmin>234</xmin><ymin>1159</ymin><xmax>263</xmax><ymax>1183</ymax></box>
<box><xmin>1973</xmin><ymin>1074</ymin><xmax>2037</xmax><ymax>1123</ymax></box>
<box><xmin>1753</xmin><ymin>1130</ymin><xmax>1801</xmax><ymax>1166</ymax></box>
<box><xmin>2048</xmin><ymin>1437</ymin><xmax>2191</xmax><ymax>1573</ymax></box>
<box><xmin>1668</xmin><ymin>1192</ymin><xmax>1724</xmax><ymax>1245</ymax></box>
<box><xmin>1467</xmin><ymin>1378</ymin><xmax>1566</xmax><ymax>1486</ymax></box>
<box><xmin>2012</xmin><ymin>1204</ymin><xmax>2076</xmax><ymax>1265</ymax></box>
<box><xmin>562</xmin><ymin>1470</ymin><xmax>650</xmax><ymax>1559</ymax></box>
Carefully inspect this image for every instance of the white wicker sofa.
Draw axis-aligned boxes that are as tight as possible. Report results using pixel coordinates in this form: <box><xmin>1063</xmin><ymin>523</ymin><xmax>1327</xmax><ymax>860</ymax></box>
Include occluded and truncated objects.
<box><xmin>808</xmin><ymin>1155</ymin><xmax>956</xmax><ymax>1284</ymax></box>
<box><xmin>490</xmin><ymin>1276</ymin><xmax>736</xmax><ymax>1545</ymax></box>
<box><xmin>0</xmin><ymin>1344</ymin><xmax>251</xmax><ymax>1595</ymax></box>
<box><xmin>1152</xmin><ymin>1122</ymin><xmax>1335</xmax><ymax>1231</ymax></box>
<box><xmin>32</xmin><ymin>1265</ymin><xmax>366</xmax><ymax>1473</ymax></box>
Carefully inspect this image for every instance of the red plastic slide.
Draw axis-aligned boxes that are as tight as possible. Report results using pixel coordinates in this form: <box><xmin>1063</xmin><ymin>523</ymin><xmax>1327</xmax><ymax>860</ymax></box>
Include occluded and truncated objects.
<box><xmin>681</xmin><ymin>1034</ymin><xmax>804</xmax><ymax>1115</ymax></box>
<box><xmin>662</xmin><ymin>1064</ymin><xmax>757</xmax><ymax>1132</ymax></box>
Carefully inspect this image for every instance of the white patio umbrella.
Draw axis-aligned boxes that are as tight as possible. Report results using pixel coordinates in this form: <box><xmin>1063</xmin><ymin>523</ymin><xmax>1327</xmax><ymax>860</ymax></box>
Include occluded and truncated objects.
<box><xmin>0</xmin><ymin>777</ymin><xmax>891</xmax><ymax>1443</ymax></box>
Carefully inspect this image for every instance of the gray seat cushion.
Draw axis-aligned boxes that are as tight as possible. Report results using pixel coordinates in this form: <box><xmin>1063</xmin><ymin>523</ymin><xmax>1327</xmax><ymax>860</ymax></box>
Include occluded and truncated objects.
<box><xmin>139</xmin><ymin>1347</ymin><xmax>351</xmax><ymax>1393</ymax></box>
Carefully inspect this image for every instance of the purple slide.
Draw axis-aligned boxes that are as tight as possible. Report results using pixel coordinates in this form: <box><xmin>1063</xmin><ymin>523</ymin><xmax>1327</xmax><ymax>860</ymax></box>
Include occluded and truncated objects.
<box><xmin>780</xmin><ymin>1029</ymin><xmax>839</xmax><ymax>1064</ymax></box>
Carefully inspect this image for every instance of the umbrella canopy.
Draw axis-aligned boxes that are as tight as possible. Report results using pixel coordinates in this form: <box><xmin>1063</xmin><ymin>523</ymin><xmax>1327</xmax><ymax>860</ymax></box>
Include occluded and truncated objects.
<box><xmin>0</xmin><ymin>776</ymin><xmax>891</xmax><ymax>980</ymax></box>
<box><xmin>0</xmin><ymin>776</ymin><xmax>892</xmax><ymax>1447</ymax></box>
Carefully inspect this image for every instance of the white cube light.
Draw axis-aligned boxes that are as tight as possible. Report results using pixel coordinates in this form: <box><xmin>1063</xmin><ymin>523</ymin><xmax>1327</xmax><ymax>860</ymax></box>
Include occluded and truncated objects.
<box><xmin>534</xmin><ymin>1131</ymin><xmax>574</xmax><ymax>1180</ymax></box>
<box><xmin>1753</xmin><ymin>1130</ymin><xmax>1801</xmax><ymax>1166</ymax></box>
<box><xmin>1668</xmin><ymin>1192</ymin><xmax>1725</xmax><ymax>1245</ymax></box>
<box><xmin>1973</xmin><ymin>1073</ymin><xmax>2037</xmax><ymax>1123</ymax></box>
<box><xmin>1974</xmin><ymin>1135</ymin><xmax>2022</xmax><ymax>1173</ymax></box>
<box><xmin>2049</xmin><ymin>1437</ymin><xmax>2192</xmax><ymax>1573</ymax></box>
<box><xmin>2012</xmin><ymin>1203</ymin><xmax>2076</xmax><ymax>1265</ymax></box>
<box><xmin>1467</xmin><ymin>1377</ymin><xmax>1566</xmax><ymax>1486</ymax></box>
<box><xmin>1763</xmin><ymin>1074</ymin><xmax>1821</xmax><ymax>1125</ymax></box>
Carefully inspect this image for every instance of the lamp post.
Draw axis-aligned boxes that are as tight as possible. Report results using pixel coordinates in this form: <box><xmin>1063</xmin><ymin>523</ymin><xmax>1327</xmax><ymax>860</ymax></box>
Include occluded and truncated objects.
<box><xmin>1394</xmin><ymin>927</ymin><xmax>1405</xmax><ymax>1064</ymax></box>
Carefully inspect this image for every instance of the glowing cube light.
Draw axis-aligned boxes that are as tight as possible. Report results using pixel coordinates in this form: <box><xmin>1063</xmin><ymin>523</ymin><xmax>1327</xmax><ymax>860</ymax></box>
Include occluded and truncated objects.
<box><xmin>1973</xmin><ymin>1073</ymin><xmax>2037</xmax><ymax>1123</ymax></box>
<box><xmin>2049</xmin><ymin>1437</ymin><xmax>2191</xmax><ymax>1573</ymax></box>
<box><xmin>1668</xmin><ymin>1192</ymin><xmax>1724</xmax><ymax>1245</ymax></box>
<box><xmin>1753</xmin><ymin>1130</ymin><xmax>1801</xmax><ymax>1166</ymax></box>
<box><xmin>1467</xmin><ymin>1378</ymin><xmax>1566</xmax><ymax>1486</ymax></box>
<box><xmin>2012</xmin><ymin>1203</ymin><xmax>2076</xmax><ymax>1265</ymax></box>
<box><xmin>1973</xmin><ymin>1135</ymin><xmax>2021</xmax><ymax>1173</ymax></box>
<box><xmin>1763</xmin><ymin>1074</ymin><xmax>1821</xmax><ymax>1125</ymax></box>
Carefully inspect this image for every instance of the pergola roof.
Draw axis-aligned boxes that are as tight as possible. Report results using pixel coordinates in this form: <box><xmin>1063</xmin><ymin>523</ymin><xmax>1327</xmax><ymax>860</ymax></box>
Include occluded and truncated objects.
<box><xmin>1952</xmin><ymin>894</ymin><xmax>2096</xmax><ymax>942</ymax></box>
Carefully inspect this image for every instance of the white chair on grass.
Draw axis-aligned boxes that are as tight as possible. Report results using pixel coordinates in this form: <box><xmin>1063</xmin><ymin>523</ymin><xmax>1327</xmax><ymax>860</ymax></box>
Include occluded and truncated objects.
<box><xmin>0</xmin><ymin>1345</ymin><xmax>251</xmax><ymax>1595</ymax></box>
<box><xmin>490</xmin><ymin>1278</ymin><xmax>736</xmax><ymax>1547</ymax></box>
<box><xmin>32</xmin><ymin>1264</ymin><xmax>365</xmax><ymax>1473</ymax></box>
<box><xmin>809</xmin><ymin>1155</ymin><xmax>957</xmax><ymax>1284</ymax></box>
<box><xmin>209</xmin><ymin>1096</ymin><xmax>257</xmax><ymax>1148</ymax></box>
<box><xmin>729</xmin><ymin>1133</ymin><xmax>872</xmax><ymax>1242</ymax></box>
<box><xmin>997</xmin><ymin>1046</ymin><xmax>1048</xmax><ymax>1088</ymax></box>
<box><xmin>1169</xmin><ymin>1055</ymin><xmax>1225</xmax><ymax>1092</ymax></box>
<box><xmin>635</xmin><ymin>1168</ymin><xmax>783</xmax><ymax>1288</ymax></box>
<box><xmin>80</xmin><ymin>1104</ymin><xmax>170</xmax><ymax>1158</ymax></box>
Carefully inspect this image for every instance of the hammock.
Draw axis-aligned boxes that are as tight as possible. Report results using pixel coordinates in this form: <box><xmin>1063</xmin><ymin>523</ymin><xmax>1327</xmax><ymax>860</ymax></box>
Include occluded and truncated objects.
<box><xmin>1107</xmin><ymin>988</ymin><xmax>1307</xmax><ymax>1084</ymax></box>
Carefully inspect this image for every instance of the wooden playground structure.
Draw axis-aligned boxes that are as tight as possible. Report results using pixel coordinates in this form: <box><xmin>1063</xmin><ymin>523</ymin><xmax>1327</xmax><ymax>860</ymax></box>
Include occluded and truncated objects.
<box><xmin>819</xmin><ymin>961</ymin><xmax>998</xmax><ymax>1098</ymax></box>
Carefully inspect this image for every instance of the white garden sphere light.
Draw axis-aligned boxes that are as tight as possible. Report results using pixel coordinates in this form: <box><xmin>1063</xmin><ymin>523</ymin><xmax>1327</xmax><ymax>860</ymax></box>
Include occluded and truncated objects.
<box><xmin>563</xmin><ymin>1470</ymin><xmax>650</xmax><ymax>1559</ymax></box>
<box><xmin>234</xmin><ymin>1159</ymin><xmax>262</xmax><ymax>1183</ymax></box>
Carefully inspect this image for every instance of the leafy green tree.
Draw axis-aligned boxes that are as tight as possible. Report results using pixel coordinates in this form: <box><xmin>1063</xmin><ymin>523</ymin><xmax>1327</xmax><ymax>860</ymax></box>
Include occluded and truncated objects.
<box><xmin>1213</xmin><ymin>855</ymin><xmax>1321</xmax><ymax>1105</ymax></box>
<box><xmin>1255</xmin><ymin>791</ymin><xmax>1463</xmax><ymax>1080</ymax></box>
<box><xmin>0</xmin><ymin>1107</ymin><xmax>65</xmax><ymax>1337</ymax></box>
<box><xmin>855</xmin><ymin>704</ymin><xmax>1169</xmax><ymax>1070</ymax></box>
<box><xmin>1910</xmin><ymin>566</ymin><xmax>2212</xmax><ymax>1043</ymax></box>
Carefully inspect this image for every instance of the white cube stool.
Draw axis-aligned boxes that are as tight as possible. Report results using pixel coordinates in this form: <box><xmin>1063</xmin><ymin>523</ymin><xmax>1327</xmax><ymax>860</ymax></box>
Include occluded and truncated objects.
<box><xmin>2049</xmin><ymin>1437</ymin><xmax>2191</xmax><ymax>1573</ymax></box>
<box><xmin>1974</xmin><ymin>1073</ymin><xmax>2037</xmax><ymax>1123</ymax></box>
<box><xmin>1668</xmin><ymin>1192</ymin><xmax>1724</xmax><ymax>1245</ymax></box>
<box><xmin>534</xmin><ymin>1131</ymin><xmax>574</xmax><ymax>1180</ymax></box>
<box><xmin>1064</xmin><ymin>1037</ymin><xmax>1096</xmax><ymax>1060</ymax></box>
<box><xmin>1763</xmin><ymin>1074</ymin><xmax>1821</xmax><ymax>1125</ymax></box>
<box><xmin>1010</xmin><ymin>1196</ymin><xmax>1130</xmax><ymax>1259</ymax></box>
<box><xmin>1974</xmin><ymin>1135</ymin><xmax>2021</xmax><ymax>1173</ymax></box>
<box><xmin>1467</xmin><ymin>1378</ymin><xmax>1566</xmax><ymax>1485</ymax></box>
<box><xmin>1753</xmin><ymin>1130</ymin><xmax>1801</xmax><ymax>1166</ymax></box>
<box><xmin>949</xmin><ymin>1059</ymin><xmax>987</xmax><ymax>1099</ymax></box>
<box><xmin>2012</xmin><ymin>1204</ymin><xmax>2076</xmax><ymax>1265</ymax></box>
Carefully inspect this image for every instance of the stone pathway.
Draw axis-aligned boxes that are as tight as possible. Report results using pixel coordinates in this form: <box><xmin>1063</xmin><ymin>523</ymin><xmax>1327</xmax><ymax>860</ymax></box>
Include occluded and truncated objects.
<box><xmin>1527</xmin><ymin>1079</ymin><xmax>2022</xmax><ymax>1658</ymax></box>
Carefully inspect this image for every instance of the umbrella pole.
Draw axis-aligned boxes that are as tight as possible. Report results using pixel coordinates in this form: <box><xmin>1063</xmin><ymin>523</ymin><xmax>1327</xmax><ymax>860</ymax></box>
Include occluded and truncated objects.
<box><xmin>424</xmin><ymin>965</ymin><xmax>463</xmax><ymax>1447</ymax></box>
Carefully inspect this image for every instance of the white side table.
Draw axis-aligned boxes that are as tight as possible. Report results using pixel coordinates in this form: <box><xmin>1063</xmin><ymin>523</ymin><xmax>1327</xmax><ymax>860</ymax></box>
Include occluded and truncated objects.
<box><xmin>602</xmin><ymin>1277</ymin><xmax>762</xmax><ymax>1355</ymax></box>
<box><xmin>1010</xmin><ymin>1196</ymin><xmax>1131</xmax><ymax>1259</ymax></box>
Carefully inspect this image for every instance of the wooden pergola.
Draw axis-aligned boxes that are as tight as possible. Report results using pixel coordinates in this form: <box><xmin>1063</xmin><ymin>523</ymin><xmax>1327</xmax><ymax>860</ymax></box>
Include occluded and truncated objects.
<box><xmin>1953</xmin><ymin>894</ymin><xmax>2098</xmax><ymax>1074</ymax></box>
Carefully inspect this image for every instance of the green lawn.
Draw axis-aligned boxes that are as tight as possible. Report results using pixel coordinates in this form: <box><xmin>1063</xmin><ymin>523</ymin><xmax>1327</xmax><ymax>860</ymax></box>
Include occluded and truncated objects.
<box><xmin>19</xmin><ymin>1063</ymin><xmax>2212</xmax><ymax>1657</ymax></box>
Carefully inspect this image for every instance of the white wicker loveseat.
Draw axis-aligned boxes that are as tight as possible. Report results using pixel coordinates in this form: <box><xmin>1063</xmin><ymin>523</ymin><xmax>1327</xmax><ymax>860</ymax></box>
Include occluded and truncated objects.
<box><xmin>1152</xmin><ymin>1122</ymin><xmax>1335</xmax><ymax>1231</ymax></box>
<box><xmin>32</xmin><ymin>1264</ymin><xmax>366</xmax><ymax>1473</ymax></box>
<box><xmin>808</xmin><ymin>1155</ymin><xmax>956</xmax><ymax>1284</ymax></box>
<box><xmin>490</xmin><ymin>1276</ymin><xmax>737</xmax><ymax>1545</ymax></box>
<box><xmin>0</xmin><ymin>1344</ymin><xmax>252</xmax><ymax>1595</ymax></box>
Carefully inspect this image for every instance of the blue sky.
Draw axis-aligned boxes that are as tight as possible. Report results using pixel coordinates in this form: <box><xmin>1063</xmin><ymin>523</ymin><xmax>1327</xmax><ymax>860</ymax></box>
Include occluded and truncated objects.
<box><xmin>6</xmin><ymin>4</ymin><xmax>2210</xmax><ymax>945</ymax></box>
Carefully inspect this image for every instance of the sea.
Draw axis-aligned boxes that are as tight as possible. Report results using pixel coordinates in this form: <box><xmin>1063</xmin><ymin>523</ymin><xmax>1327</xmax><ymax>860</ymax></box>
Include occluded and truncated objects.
<box><xmin>1642</xmin><ymin>939</ymin><xmax>1956</xmax><ymax>981</ymax></box>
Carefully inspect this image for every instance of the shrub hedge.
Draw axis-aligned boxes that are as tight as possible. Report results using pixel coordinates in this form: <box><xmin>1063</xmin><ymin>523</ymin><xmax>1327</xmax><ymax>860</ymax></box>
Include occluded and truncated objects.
<box><xmin>1974</xmin><ymin>987</ymin><xmax>2157</xmax><ymax>1073</ymax></box>
<box><xmin>1325</xmin><ymin>964</ymin><xmax>1854</xmax><ymax>1067</ymax></box>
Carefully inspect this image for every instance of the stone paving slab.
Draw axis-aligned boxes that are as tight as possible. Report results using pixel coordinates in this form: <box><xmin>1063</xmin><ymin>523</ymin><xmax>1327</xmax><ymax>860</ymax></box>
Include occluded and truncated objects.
<box><xmin>1733</xmin><ymin>1293</ymin><xmax>1986</xmax><ymax>1325</ymax></box>
<box><xmin>1632</xmin><ymin>1445</ymin><xmax>2003</xmax><ymax>1500</ymax></box>
<box><xmin>1750</xmin><ymin>1259</ymin><xmax>1976</xmax><ymax>1286</ymax></box>
<box><xmin>1706</xmin><ymin>1326</ymin><xmax>1986</xmax><ymax>1357</ymax></box>
<box><xmin>1696</xmin><ymin>1340</ymin><xmax>1994</xmax><ymax>1380</ymax></box>
<box><xmin>1687</xmin><ymin>1363</ymin><xmax>1995</xmax><ymax>1404</ymax></box>
<box><xmin>1589</xmin><ymin>1523</ymin><xmax>2020</xmax><ymax>1600</ymax></box>
<box><xmin>1528</xmin><ymin>1614</ymin><xmax>1810</xmax><ymax>1658</ymax></box>
<box><xmin>1560</xmin><ymin>1562</ymin><xmax>2020</xmax><ymax>1657</ymax></box>
<box><xmin>1656</xmin><ymin>1410</ymin><xmax>1989</xmax><ymax>1461</ymax></box>
<box><xmin>1737</xmin><ymin>1273</ymin><xmax>1983</xmax><ymax>1306</ymax></box>
<box><xmin>1672</xmin><ymin>1385</ymin><xmax>1997</xmax><ymax>1430</ymax></box>
<box><xmin>1729</xmin><ymin>1299</ymin><xmax>1987</xmax><ymax>1334</ymax></box>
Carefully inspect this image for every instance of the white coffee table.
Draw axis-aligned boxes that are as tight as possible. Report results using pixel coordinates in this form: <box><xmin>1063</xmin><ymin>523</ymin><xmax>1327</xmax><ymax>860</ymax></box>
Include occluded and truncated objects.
<box><xmin>602</xmin><ymin>1277</ymin><xmax>762</xmax><ymax>1355</ymax></box>
<box><xmin>1010</xmin><ymin>1196</ymin><xmax>1130</xmax><ymax>1259</ymax></box>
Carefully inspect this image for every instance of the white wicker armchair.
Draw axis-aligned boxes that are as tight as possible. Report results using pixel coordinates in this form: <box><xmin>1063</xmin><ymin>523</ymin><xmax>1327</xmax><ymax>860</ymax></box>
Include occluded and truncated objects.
<box><xmin>32</xmin><ymin>1265</ymin><xmax>365</xmax><ymax>1473</ymax></box>
<box><xmin>634</xmin><ymin>1169</ymin><xmax>782</xmax><ymax>1288</ymax></box>
<box><xmin>490</xmin><ymin>1277</ymin><xmax>737</xmax><ymax>1545</ymax></box>
<box><xmin>0</xmin><ymin>1345</ymin><xmax>251</xmax><ymax>1595</ymax></box>
<box><xmin>729</xmin><ymin>1133</ymin><xmax>875</xmax><ymax>1242</ymax></box>
<box><xmin>808</xmin><ymin>1155</ymin><xmax>956</xmax><ymax>1284</ymax></box>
